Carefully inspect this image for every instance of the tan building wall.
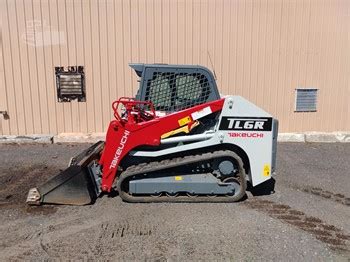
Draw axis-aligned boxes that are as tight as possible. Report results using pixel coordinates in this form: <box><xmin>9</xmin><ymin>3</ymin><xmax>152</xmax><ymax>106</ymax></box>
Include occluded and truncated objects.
<box><xmin>0</xmin><ymin>0</ymin><xmax>349</xmax><ymax>136</ymax></box>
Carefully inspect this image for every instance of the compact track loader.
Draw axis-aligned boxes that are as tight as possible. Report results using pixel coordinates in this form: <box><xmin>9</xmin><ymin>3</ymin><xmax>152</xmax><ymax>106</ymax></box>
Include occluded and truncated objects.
<box><xmin>27</xmin><ymin>64</ymin><xmax>278</xmax><ymax>205</ymax></box>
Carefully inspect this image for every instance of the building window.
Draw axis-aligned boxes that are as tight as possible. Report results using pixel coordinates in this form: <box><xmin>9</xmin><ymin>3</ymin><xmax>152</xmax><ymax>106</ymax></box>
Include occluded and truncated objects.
<box><xmin>295</xmin><ymin>88</ymin><xmax>318</xmax><ymax>112</ymax></box>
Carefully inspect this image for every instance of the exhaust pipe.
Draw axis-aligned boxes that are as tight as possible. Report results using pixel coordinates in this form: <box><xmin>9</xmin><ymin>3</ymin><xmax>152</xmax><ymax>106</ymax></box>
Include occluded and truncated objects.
<box><xmin>26</xmin><ymin>141</ymin><xmax>104</xmax><ymax>206</ymax></box>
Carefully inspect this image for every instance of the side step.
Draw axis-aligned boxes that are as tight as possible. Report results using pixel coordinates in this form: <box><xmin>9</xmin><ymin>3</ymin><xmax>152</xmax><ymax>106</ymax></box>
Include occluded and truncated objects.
<box><xmin>26</xmin><ymin>141</ymin><xmax>104</xmax><ymax>206</ymax></box>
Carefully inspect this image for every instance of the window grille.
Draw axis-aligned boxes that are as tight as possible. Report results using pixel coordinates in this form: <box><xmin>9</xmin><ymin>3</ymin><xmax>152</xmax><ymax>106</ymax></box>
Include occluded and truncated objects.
<box><xmin>145</xmin><ymin>72</ymin><xmax>211</xmax><ymax>111</ymax></box>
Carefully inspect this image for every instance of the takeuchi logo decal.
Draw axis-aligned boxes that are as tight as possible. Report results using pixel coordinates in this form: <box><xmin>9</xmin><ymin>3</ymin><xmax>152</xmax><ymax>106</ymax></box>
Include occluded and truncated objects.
<box><xmin>228</xmin><ymin>132</ymin><xmax>264</xmax><ymax>138</ymax></box>
<box><xmin>109</xmin><ymin>130</ymin><xmax>130</xmax><ymax>169</ymax></box>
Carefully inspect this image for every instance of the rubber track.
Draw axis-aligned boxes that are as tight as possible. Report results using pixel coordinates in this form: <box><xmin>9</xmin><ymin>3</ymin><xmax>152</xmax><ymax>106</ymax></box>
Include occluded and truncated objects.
<box><xmin>117</xmin><ymin>150</ymin><xmax>247</xmax><ymax>203</ymax></box>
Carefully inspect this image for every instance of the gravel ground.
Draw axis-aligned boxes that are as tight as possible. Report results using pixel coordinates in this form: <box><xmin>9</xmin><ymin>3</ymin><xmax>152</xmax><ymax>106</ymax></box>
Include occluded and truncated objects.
<box><xmin>0</xmin><ymin>143</ymin><xmax>349</xmax><ymax>261</ymax></box>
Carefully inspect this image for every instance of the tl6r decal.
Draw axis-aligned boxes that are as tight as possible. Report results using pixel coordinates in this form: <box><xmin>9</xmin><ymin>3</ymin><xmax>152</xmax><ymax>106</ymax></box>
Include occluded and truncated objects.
<box><xmin>219</xmin><ymin>117</ymin><xmax>272</xmax><ymax>131</ymax></box>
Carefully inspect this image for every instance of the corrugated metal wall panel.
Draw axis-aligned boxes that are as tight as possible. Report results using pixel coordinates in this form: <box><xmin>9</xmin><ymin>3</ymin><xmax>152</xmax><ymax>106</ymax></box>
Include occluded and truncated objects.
<box><xmin>0</xmin><ymin>0</ymin><xmax>9</xmax><ymax>135</ymax></box>
<box><xmin>1</xmin><ymin>0</ymin><xmax>349</xmax><ymax>135</ymax></box>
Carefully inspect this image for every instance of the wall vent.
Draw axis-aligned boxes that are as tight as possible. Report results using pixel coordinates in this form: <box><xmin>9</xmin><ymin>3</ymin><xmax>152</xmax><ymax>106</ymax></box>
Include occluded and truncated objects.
<box><xmin>295</xmin><ymin>88</ymin><xmax>318</xmax><ymax>112</ymax></box>
<box><xmin>55</xmin><ymin>66</ymin><xmax>86</xmax><ymax>102</ymax></box>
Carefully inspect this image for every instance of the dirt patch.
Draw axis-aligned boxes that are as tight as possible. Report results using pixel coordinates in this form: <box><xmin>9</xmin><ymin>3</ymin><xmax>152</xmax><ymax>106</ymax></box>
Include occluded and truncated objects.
<box><xmin>244</xmin><ymin>198</ymin><xmax>350</xmax><ymax>253</ymax></box>
<box><xmin>0</xmin><ymin>143</ymin><xmax>349</xmax><ymax>260</ymax></box>
<box><xmin>0</xmin><ymin>164</ymin><xmax>59</xmax><ymax>215</ymax></box>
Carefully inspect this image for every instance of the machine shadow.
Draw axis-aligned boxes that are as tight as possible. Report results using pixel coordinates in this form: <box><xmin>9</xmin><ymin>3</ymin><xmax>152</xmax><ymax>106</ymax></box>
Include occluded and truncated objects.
<box><xmin>106</xmin><ymin>189</ymin><xmax>119</xmax><ymax>198</ymax></box>
<box><xmin>247</xmin><ymin>178</ymin><xmax>276</xmax><ymax>196</ymax></box>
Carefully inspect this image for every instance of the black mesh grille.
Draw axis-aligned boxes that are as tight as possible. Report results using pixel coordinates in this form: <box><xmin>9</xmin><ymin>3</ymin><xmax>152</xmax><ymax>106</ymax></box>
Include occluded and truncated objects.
<box><xmin>145</xmin><ymin>72</ymin><xmax>211</xmax><ymax>111</ymax></box>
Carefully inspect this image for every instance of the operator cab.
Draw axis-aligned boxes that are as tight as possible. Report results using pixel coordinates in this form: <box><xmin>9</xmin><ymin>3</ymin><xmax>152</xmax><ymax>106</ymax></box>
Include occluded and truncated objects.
<box><xmin>130</xmin><ymin>63</ymin><xmax>220</xmax><ymax>114</ymax></box>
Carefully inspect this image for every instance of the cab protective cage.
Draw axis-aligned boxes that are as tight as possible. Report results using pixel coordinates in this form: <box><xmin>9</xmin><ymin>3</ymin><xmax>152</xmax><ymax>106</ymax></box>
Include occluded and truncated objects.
<box><xmin>131</xmin><ymin>63</ymin><xmax>221</xmax><ymax>112</ymax></box>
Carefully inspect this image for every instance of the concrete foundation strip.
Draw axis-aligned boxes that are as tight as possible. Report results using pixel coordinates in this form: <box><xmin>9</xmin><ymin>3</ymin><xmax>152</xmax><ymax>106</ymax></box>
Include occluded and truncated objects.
<box><xmin>0</xmin><ymin>132</ymin><xmax>349</xmax><ymax>144</ymax></box>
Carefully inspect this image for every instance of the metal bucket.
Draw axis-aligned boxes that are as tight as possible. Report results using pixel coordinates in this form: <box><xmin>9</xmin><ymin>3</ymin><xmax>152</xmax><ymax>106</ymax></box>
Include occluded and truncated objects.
<box><xmin>26</xmin><ymin>141</ymin><xmax>104</xmax><ymax>206</ymax></box>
